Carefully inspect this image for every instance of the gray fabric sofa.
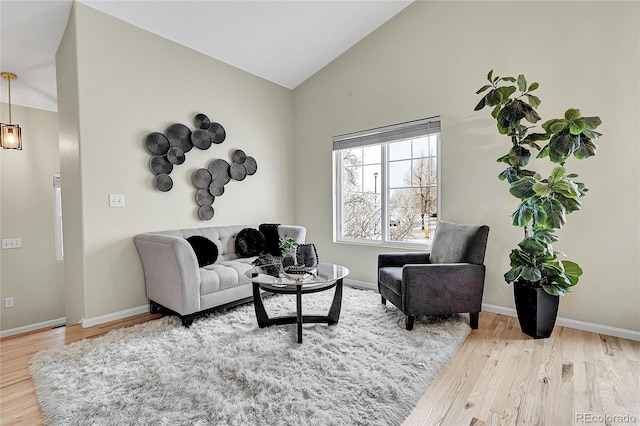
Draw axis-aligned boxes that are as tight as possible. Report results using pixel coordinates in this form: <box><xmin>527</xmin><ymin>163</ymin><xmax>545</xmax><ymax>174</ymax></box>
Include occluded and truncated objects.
<box><xmin>134</xmin><ymin>225</ymin><xmax>306</xmax><ymax>326</ymax></box>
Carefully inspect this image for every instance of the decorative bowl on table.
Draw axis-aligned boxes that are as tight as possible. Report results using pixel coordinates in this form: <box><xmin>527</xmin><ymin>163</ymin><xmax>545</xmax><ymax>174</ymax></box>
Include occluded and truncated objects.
<box><xmin>283</xmin><ymin>265</ymin><xmax>316</xmax><ymax>280</ymax></box>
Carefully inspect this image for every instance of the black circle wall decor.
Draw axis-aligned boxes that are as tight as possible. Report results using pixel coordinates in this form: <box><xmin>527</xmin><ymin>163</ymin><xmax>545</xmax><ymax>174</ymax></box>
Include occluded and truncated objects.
<box><xmin>147</xmin><ymin>113</ymin><xmax>230</xmax><ymax>195</ymax></box>
<box><xmin>166</xmin><ymin>147</ymin><xmax>186</xmax><ymax>165</ymax></box>
<box><xmin>145</xmin><ymin>132</ymin><xmax>170</xmax><ymax>155</ymax></box>
<box><xmin>191</xmin><ymin>129</ymin><xmax>212</xmax><ymax>150</ymax></box>
<box><xmin>165</xmin><ymin>123</ymin><xmax>193</xmax><ymax>153</ymax></box>
<box><xmin>195</xmin><ymin>189</ymin><xmax>215</xmax><ymax>206</ymax></box>
<box><xmin>230</xmin><ymin>163</ymin><xmax>247</xmax><ymax>181</ymax></box>
<box><xmin>244</xmin><ymin>156</ymin><xmax>258</xmax><ymax>175</ymax></box>
<box><xmin>154</xmin><ymin>173</ymin><xmax>173</xmax><ymax>192</ymax></box>
<box><xmin>150</xmin><ymin>155</ymin><xmax>173</xmax><ymax>175</ymax></box>
<box><xmin>192</xmin><ymin>168</ymin><xmax>213</xmax><ymax>189</ymax></box>
<box><xmin>208</xmin><ymin>180</ymin><xmax>225</xmax><ymax>196</ymax></box>
<box><xmin>232</xmin><ymin>149</ymin><xmax>246</xmax><ymax>164</ymax></box>
<box><xmin>194</xmin><ymin>113</ymin><xmax>211</xmax><ymax>130</ymax></box>
<box><xmin>198</xmin><ymin>205</ymin><xmax>214</xmax><ymax>221</ymax></box>
<box><xmin>207</xmin><ymin>122</ymin><xmax>226</xmax><ymax>144</ymax></box>
<box><xmin>189</xmin><ymin>150</ymin><xmax>257</xmax><ymax>220</ymax></box>
<box><xmin>208</xmin><ymin>159</ymin><xmax>231</xmax><ymax>185</ymax></box>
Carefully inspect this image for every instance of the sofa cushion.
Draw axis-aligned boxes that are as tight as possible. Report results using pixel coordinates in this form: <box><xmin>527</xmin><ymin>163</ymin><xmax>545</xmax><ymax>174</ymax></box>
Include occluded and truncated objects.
<box><xmin>200</xmin><ymin>258</ymin><xmax>255</xmax><ymax>295</ymax></box>
<box><xmin>378</xmin><ymin>267</ymin><xmax>403</xmax><ymax>296</ymax></box>
<box><xmin>235</xmin><ymin>228</ymin><xmax>266</xmax><ymax>257</ymax></box>
<box><xmin>186</xmin><ymin>235</ymin><xmax>219</xmax><ymax>267</ymax></box>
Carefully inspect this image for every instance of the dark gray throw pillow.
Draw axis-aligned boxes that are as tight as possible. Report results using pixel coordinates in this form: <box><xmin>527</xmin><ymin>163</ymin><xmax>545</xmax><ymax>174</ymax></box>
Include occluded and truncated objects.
<box><xmin>235</xmin><ymin>228</ymin><xmax>266</xmax><ymax>257</ymax></box>
<box><xmin>186</xmin><ymin>235</ymin><xmax>219</xmax><ymax>267</ymax></box>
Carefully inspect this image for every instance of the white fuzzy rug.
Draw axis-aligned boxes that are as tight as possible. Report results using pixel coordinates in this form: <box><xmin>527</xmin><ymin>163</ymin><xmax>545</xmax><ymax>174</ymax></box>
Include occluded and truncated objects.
<box><xmin>30</xmin><ymin>287</ymin><xmax>471</xmax><ymax>426</ymax></box>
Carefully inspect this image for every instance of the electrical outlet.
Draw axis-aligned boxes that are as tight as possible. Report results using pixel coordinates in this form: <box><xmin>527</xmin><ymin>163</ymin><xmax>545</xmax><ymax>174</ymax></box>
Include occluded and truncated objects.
<box><xmin>5</xmin><ymin>297</ymin><xmax>14</xmax><ymax>308</ymax></box>
<box><xmin>2</xmin><ymin>238</ymin><xmax>21</xmax><ymax>249</ymax></box>
<box><xmin>109</xmin><ymin>194</ymin><xmax>125</xmax><ymax>207</ymax></box>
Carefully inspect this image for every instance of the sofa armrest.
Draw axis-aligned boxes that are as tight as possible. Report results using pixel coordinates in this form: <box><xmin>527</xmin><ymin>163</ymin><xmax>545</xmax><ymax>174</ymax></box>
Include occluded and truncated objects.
<box><xmin>133</xmin><ymin>233</ymin><xmax>201</xmax><ymax>315</ymax></box>
<box><xmin>378</xmin><ymin>252</ymin><xmax>430</xmax><ymax>268</ymax></box>
<box><xmin>402</xmin><ymin>263</ymin><xmax>486</xmax><ymax>314</ymax></box>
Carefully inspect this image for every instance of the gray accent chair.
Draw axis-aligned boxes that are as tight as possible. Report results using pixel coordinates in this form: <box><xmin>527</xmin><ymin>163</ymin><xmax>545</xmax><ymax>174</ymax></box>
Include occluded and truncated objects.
<box><xmin>377</xmin><ymin>221</ymin><xmax>490</xmax><ymax>330</ymax></box>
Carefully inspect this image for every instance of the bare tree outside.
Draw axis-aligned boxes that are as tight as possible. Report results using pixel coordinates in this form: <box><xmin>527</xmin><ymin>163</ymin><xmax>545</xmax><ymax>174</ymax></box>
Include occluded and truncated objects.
<box><xmin>341</xmin><ymin>149</ymin><xmax>381</xmax><ymax>240</ymax></box>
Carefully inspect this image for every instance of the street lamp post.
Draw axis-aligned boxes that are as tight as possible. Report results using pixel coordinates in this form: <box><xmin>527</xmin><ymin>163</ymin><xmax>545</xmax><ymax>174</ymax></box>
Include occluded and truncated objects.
<box><xmin>373</xmin><ymin>172</ymin><xmax>378</xmax><ymax>194</ymax></box>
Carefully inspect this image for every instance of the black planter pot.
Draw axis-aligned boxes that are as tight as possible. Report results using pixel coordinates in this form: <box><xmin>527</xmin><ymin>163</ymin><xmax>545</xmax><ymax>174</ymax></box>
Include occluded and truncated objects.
<box><xmin>513</xmin><ymin>280</ymin><xmax>560</xmax><ymax>339</ymax></box>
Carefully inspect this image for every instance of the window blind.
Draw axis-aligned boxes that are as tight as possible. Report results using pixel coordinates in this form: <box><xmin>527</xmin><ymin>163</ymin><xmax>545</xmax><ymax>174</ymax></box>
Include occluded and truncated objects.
<box><xmin>332</xmin><ymin>117</ymin><xmax>440</xmax><ymax>151</ymax></box>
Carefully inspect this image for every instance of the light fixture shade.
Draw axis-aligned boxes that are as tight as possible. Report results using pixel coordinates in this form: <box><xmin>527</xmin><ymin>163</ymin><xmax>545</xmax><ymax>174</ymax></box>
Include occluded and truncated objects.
<box><xmin>1</xmin><ymin>123</ymin><xmax>22</xmax><ymax>150</ymax></box>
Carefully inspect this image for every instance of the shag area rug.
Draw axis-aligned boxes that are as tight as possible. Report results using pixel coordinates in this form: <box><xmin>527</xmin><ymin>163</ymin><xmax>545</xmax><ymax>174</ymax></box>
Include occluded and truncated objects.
<box><xmin>30</xmin><ymin>287</ymin><xmax>471</xmax><ymax>426</ymax></box>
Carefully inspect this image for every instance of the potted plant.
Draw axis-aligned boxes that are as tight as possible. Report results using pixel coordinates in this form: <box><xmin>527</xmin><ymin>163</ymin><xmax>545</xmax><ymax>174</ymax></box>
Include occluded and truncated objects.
<box><xmin>279</xmin><ymin>237</ymin><xmax>299</xmax><ymax>268</ymax></box>
<box><xmin>474</xmin><ymin>70</ymin><xmax>602</xmax><ymax>338</ymax></box>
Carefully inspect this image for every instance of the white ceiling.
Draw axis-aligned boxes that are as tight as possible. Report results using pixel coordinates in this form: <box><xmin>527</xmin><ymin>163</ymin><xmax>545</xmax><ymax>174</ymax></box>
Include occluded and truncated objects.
<box><xmin>0</xmin><ymin>0</ymin><xmax>412</xmax><ymax>112</ymax></box>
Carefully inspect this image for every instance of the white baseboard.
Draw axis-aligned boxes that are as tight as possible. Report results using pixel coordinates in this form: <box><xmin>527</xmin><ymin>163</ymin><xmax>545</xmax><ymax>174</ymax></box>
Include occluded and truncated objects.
<box><xmin>346</xmin><ymin>279</ymin><xmax>640</xmax><ymax>341</ymax></box>
<box><xmin>81</xmin><ymin>304</ymin><xmax>149</xmax><ymax>328</ymax></box>
<box><xmin>482</xmin><ymin>303</ymin><xmax>640</xmax><ymax>342</ymax></box>
<box><xmin>345</xmin><ymin>278</ymin><xmax>377</xmax><ymax>291</ymax></box>
<box><xmin>0</xmin><ymin>317</ymin><xmax>66</xmax><ymax>339</ymax></box>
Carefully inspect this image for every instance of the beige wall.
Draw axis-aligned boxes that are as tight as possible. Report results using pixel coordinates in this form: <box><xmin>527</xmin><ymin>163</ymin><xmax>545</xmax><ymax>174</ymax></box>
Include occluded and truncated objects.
<box><xmin>0</xmin><ymin>103</ymin><xmax>64</xmax><ymax>330</ymax></box>
<box><xmin>56</xmin><ymin>3</ymin><xmax>295</xmax><ymax>323</ymax></box>
<box><xmin>293</xmin><ymin>1</ymin><xmax>640</xmax><ymax>331</ymax></box>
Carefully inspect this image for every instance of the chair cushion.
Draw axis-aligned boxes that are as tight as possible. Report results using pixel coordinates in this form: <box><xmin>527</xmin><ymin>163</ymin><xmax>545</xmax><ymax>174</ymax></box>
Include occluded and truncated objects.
<box><xmin>378</xmin><ymin>267</ymin><xmax>403</xmax><ymax>296</ymax></box>
<box><xmin>430</xmin><ymin>221</ymin><xmax>489</xmax><ymax>265</ymax></box>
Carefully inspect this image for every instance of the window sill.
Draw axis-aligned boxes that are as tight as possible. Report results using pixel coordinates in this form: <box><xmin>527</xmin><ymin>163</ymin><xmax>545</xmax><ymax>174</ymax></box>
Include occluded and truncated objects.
<box><xmin>334</xmin><ymin>238</ymin><xmax>431</xmax><ymax>251</ymax></box>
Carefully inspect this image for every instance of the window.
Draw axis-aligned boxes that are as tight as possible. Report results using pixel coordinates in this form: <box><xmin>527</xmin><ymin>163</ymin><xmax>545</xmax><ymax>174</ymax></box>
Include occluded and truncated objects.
<box><xmin>333</xmin><ymin>117</ymin><xmax>440</xmax><ymax>247</ymax></box>
<box><xmin>53</xmin><ymin>173</ymin><xmax>63</xmax><ymax>261</ymax></box>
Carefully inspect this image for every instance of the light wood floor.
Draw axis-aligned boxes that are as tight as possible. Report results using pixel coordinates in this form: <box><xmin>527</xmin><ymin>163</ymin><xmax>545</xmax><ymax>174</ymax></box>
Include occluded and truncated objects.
<box><xmin>1</xmin><ymin>311</ymin><xmax>638</xmax><ymax>425</ymax></box>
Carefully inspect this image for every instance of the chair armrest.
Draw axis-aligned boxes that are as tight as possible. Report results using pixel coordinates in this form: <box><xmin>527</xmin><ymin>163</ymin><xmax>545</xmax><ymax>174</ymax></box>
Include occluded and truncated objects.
<box><xmin>278</xmin><ymin>225</ymin><xmax>307</xmax><ymax>244</ymax></box>
<box><xmin>402</xmin><ymin>263</ymin><xmax>486</xmax><ymax>314</ymax></box>
<box><xmin>133</xmin><ymin>233</ymin><xmax>201</xmax><ymax>315</ymax></box>
<box><xmin>378</xmin><ymin>252</ymin><xmax>430</xmax><ymax>268</ymax></box>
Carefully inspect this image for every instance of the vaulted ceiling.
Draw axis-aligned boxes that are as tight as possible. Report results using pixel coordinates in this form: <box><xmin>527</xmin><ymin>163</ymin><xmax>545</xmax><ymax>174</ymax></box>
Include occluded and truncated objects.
<box><xmin>0</xmin><ymin>0</ymin><xmax>412</xmax><ymax>112</ymax></box>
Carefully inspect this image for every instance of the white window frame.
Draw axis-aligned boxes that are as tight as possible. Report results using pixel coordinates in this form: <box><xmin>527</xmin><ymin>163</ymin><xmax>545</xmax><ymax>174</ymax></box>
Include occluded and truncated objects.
<box><xmin>333</xmin><ymin>117</ymin><xmax>441</xmax><ymax>249</ymax></box>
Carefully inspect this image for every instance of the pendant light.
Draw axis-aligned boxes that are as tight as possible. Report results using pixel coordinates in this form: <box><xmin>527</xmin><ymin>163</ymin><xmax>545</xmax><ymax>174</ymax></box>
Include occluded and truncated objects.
<box><xmin>1</xmin><ymin>72</ymin><xmax>22</xmax><ymax>150</ymax></box>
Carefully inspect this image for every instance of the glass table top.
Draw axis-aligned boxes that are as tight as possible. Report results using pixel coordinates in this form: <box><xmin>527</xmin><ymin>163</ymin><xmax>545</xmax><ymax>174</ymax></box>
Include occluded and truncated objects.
<box><xmin>244</xmin><ymin>262</ymin><xmax>349</xmax><ymax>288</ymax></box>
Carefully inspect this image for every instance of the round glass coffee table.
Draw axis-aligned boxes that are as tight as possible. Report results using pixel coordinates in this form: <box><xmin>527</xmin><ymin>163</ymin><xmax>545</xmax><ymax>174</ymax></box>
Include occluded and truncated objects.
<box><xmin>244</xmin><ymin>262</ymin><xmax>350</xmax><ymax>343</ymax></box>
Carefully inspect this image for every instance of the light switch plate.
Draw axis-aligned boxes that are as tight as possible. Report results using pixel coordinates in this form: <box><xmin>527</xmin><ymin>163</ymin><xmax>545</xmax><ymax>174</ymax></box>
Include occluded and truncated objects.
<box><xmin>109</xmin><ymin>194</ymin><xmax>125</xmax><ymax>207</ymax></box>
<box><xmin>2</xmin><ymin>238</ymin><xmax>21</xmax><ymax>249</ymax></box>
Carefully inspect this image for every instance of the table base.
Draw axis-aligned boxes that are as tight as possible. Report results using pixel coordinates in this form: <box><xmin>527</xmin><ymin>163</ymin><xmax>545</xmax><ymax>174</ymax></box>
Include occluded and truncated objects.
<box><xmin>252</xmin><ymin>279</ymin><xmax>343</xmax><ymax>343</ymax></box>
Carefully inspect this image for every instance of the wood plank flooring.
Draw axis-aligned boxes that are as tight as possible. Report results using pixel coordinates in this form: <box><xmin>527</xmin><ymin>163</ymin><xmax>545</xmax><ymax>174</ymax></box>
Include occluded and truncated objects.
<box><xmin>403</xmin><ymin>313</ymin><xmax>640</xmax><ymax>426</ymax></box>
<box><xmin>1</xmin><ymin>311</ymin><xmax>638</xmax><ymax>425</ymax></box>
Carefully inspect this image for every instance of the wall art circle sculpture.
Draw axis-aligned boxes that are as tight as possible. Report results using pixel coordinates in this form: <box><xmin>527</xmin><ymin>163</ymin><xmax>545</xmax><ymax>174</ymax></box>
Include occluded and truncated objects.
<box><xmin>149</xmin><ymin>155</ymin><xmax>173</xmax><ymax>175</ymax></box>
<box><xmin>198</xmin><ymin>205</ymin><xmax>214</xmax><ymax>221</ymax></box>
<box><xmin>191</xmin><ymin>129</ymin><xmax>212</xmax><ymax>150</ymax></box>
<box><xmin>166</xmin><ymin>147</ymin><xmax>186</xmax><ymax>165</ymax></box>
<box><xmin>193</xmin><ymin>168</ymin><xmax>213</xmax><ymax>189</ymax></box>
<box><xmin>208</xmin><ymin>159</ymin><xmax>231</xmax><ymax>185</ymax></box>
<box><xmin>144</xmin><ymin>113</ymin><xmax>258</xmax><ymax>221</ymax></box>
<box><xmin>145</xmin><ymin>132</ymin><xmax>170</xmax><ymax>155</ymax></box>
<box><xmin>208</xmin><ymin>181</ymin><xmax>225</xmax><ymax>197</ymax></box>
<box><xmin>145</xmin><ymin>112</ymin><xmax>224</xmax><ymax>192</ymax></box>
<box><xmin>232</xmin><ymin>149</ymin><xmax>246</xmax><ymax>164</ymax></box>
<box><xmin>244</xmin><ymin>156</ymin><xmax>258</xmax><ymax>175</ymax></box>
<box><xmin>230</xmin><ymin>163</ymin><xmax>247</xmax><ymax>181</ymax></box>
<box><xmin>195</xmin><ymin>189</ymin><xmax>215</xmax><ymax>206</ymax></box>
<box><xmin>194</xmin><ymin>113</ymin><xmax>211</xmax><ymax>130</ymax></box>
<box><xmin>154</xmin><ymin>173</ymin><xmax>173</xmax><ymax>192</ymax></box>
<box><xmin>207</xmin><ymin>123</ymin><xmax>226</xmax><ymax>144</ymax></box>
<box><xmin>165</xmin><ymin>123</ymin><xmax>193</xmax><ymax>153</ymax></box>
